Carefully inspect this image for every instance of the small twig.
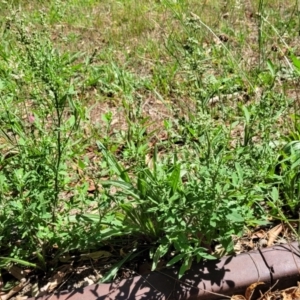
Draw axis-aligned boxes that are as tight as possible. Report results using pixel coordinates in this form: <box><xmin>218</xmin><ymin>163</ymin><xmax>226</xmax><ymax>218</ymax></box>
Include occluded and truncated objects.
<box><xmin>257</xmin><ymin>279</ymin><xmax>279</xmax><ymax>300</ymax></box>
<box><xmin>257</xmin><ymin>247</ymin><xmax>274</xmax><ymax>285</ymax></box>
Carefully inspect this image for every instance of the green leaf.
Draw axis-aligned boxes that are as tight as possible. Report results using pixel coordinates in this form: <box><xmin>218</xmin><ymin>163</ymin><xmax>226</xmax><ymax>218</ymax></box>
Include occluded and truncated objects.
<box><xmin>152</xmin><ymin>240</ymin><xmax>169</xmax><ymax>271</ymax></box>
<box><xmin>0</xmin><ymin>80</ymin><xmax>4</xmax><ymax>90</ymax></box>
<box><xmin>271</xmin><ymin>187</ymin><xmax>279</xmax><ymax>202</ymax></box>
<box><xmin>0</xmin><ymin>257</ymin><xmax>38</xmax><ymax>268</ymax></box>
<box><xmin>166</xmin><ymin>253</ymin><xmax>185</xmax><ymax>267</ymax></box>
<box><xmin>242</xmin><ymin>105</ymin><xmax>250</xmax><ymax>124</ymax></box>
<box><xmin>70</xmin><ymin>213</ymin><xmax>101</xmax><ymax>223</ymax></box>
<box><xmin>66</xmin><ymin>115</ymin><xmax>75</xmax><ymax>127</ymax></box>
<box><xmin>36</xmin><ymin>251</ymin><xmax>47</xmax><ymax>271</ymax></box>
<box><xmin>198</xmin><ymin>251</ymin><xmax>216</xmax><ymax>260</ymax></box>
<box><xmin>100</xmin><ymin>180</ymin><xmax>140</xmax><ymax>200</ymax></box>
<box><xmin>291</xmin><ymin>158</ymin><xmax>300</xmax><ymax>169</ymax></box>
<box><xmin>226</xmin><ymin>211</ymin><xmax>244</xmax><ymax>222</ymax></box>
<box><xmin>168</xmin><ymin>164</ymin><xmax>181</xmax><ymax>196</ymax></box>
<box><xmin>231</xmin><ymin>172</ymin><xmax>238</xmax><ymax>187</ymax></box>
<box><xmin>100</xmin><ymin>227</ymin><xmax>130</xmax><ymax>240</ymax></box>
<box><xmin>153</xmin><ymin>145</ymin><xmax>158</xmax><ymax>178</ymax></box>
<box><xmin>235</xmin><ymin>162</ymin><xmax>243</xmax><ymax>182</ymax></box>
<box><xmin>178</xmin><ymin>256</ymin><xmax>192</xmax><ymax>278</ymax></box>
<box><xmin>290</xmin><ymin>53</ymin><xmax>300</xmax><ymax>71</ymax></box>
<box><xmin>137</xmin><ymin>174</ymin><xmax>147</xmax><ymax>198</ymax></box>
<box><xmin>78</xmin><ymin>159</ymin><xmax>85</xmax><ymax>169</ymax></box>
<box><xmin>266</xmin><ymin>59</ymin><xmax>276</xmax><ymax>77</ymax></box>
<box><xmin>97</xmin><ymin>141</ymin><xmax>131</xmax><ymax>183</ymax></box>
<box><xmin>100</xmin><ymin>249</ymin><xmax>145</xmax><ymax>283</ymax></box>
<box><xmin>209</xmin><ymin>219</ymin><xmax>216</xmax><ymax>228</ymax></box>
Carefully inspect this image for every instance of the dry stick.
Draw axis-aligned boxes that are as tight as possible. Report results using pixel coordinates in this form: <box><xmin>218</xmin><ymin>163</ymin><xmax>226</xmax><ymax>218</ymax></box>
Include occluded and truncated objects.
<box><xmin>257</xmin><ymin>247</ymin><xmax>275</xmax><ymax>286</ymax></box>
<box><xmin>0</xmin><ymin>279</ymin><xmax>29</xmax><ymax>300</ymax></box>
<box><xmin>257</xmin><ymin>279</ymin><xmax>279</xmax><ymax>300</ymax></box>
<box><xmin>88</xmin><ymin>258</ymin><xmax>103</xmax><ymax>282</ymax></box>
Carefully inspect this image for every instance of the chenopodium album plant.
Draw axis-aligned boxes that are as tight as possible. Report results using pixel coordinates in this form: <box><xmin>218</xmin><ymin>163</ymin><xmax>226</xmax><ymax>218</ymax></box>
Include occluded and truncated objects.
<box><xmin>0</xmin><ymin>23</ymin><xmax>90</xmax><ymax>266</ymax></box>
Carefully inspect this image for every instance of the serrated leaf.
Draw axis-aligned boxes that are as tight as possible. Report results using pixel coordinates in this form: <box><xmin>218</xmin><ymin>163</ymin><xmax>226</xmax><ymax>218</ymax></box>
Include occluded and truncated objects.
<box><xmin>227</xmin><ymin>211</ymin><xmax>244</xmax><ymax>222</ymax></box>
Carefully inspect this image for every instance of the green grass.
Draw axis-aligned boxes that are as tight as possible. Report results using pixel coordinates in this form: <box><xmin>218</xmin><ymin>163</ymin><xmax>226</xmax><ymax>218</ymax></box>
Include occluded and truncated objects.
<box><xmin>1</xmin><ymin>0</ymin><xmax>300</xmax><ymax>287</ymax></box>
